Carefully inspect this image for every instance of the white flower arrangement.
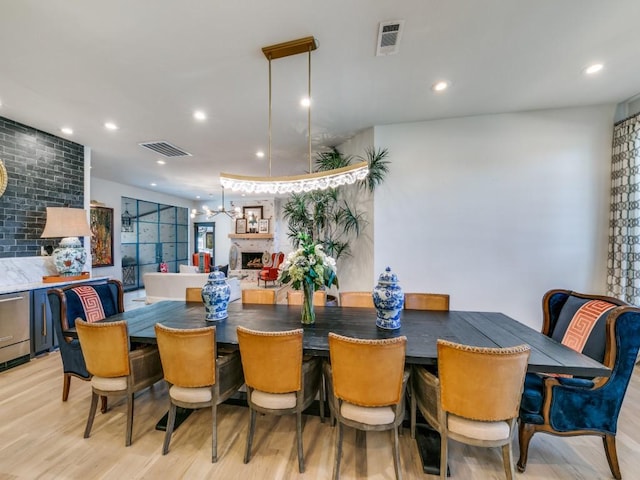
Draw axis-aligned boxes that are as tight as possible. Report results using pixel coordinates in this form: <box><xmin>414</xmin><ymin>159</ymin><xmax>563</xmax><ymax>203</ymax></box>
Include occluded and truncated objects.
<box><xmin>278</xmin><ymin>233</ymin><xmax>338</xmax><ymax>290</ymax></box>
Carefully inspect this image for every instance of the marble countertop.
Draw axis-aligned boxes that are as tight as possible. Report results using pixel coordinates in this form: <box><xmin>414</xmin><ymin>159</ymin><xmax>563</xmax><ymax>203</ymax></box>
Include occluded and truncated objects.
<box><xmin>0</xmin><ymin>276</ymin><xmax>111</xmax><ymax>295</ymax></box>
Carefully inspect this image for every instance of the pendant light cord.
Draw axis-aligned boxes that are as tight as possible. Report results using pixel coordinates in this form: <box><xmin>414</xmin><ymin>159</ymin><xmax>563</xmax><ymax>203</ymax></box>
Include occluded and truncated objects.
<box><xmin>308</xmin><ymin>47</ymin><xmax>312</xmax><ymax>174</ymax></box>
<box><xmin>268</xmin><ymin>55</ymin><xmax>273</xmax><ymax>177</ymax></box>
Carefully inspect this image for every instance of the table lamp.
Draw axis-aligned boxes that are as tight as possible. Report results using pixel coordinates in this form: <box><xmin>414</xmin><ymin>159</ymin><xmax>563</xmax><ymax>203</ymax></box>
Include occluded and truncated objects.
<box><xmin>41</xmin><ymin>207</ymin><xmax>92</xmax><ymax>276</ymax></box>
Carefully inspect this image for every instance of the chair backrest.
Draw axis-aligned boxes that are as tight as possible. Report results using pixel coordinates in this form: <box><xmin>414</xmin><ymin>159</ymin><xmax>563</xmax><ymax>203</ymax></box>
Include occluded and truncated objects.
<box><xmin>437</xmin><ymin>339</ymin><xmax>530</xmax><ymax>421</ymax></box>
<box><xmin>273</xmin><ymin>252</ymin><xmax>285</xmax><ymax>269</ymax></box>
<box><xmin>287</xmin><ymin>290</ymin><xmax>326</xmax><ymax>306</ymax></box>
<box><xmin>542</xmin><ymin>289</ymin><xmax>627</xmax><ymax>364</ymax></box>
<box><xmin>242</xmin><ymin>289</ymin><xmax>276</xmax><ymax>304</ymax></box>
<box><xmin>339</xmin><ymin>291</ymin><xmax>374</xmax><ymax>308</ymax></box>
<box><xmin>76</xmin><ymin>319</ymin><xmax>131</xmax><ymax>378</ymax></box>
<box><xmin>404</xmin><ymin>293</ymin><xmax>450</xmax><ymax>311</ymax></box>
<box><xmin>48</xmin><ymin>279</ymin><xmax>124</xmax><ymax>333</ymax></box>
<box><xmin>185</xmin><ymin>287</ymin><xmax>203</xmax><ymax>303</ymax></box>
<box><xmin>155</xmin><ymin>323</ymin><xmax>215</xmax><ymax>387</ymax></box>
<box><xmin>237</xmin><ymin>326</ymin><xmax>302</xmax><ymax>393</ymax></box>
<box><xmin>328</xmin><ymin>332</ymin><xmax>406</xmax><ymax>407</ymax></box>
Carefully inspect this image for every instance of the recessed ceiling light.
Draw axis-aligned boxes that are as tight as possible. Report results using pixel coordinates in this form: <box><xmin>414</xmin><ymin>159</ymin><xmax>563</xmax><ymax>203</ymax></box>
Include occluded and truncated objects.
<box><xmin>300</xmin><ymin>97</ymin><xmax>311</xmax><ymax>107</ymax></box>
<box><xmin>194</xmin><ymin>110</ymin><xmax>207</xmax><ymax>121</ymax></box>
<box><xmin>256</xmin><ymin>151</ymin><xmax>265</xmax><ymax>158</ymax></box>
<box><xmin>104</xmin><ymin>122</ymin><xmax>118</xmax><ymax>130</ymax></box>
<box><xmin>60</xmin><ymin>127</ymin><xmax>73</xmax><ymax>135</ymax></box>
<box><xmin>432</xmin><ymin>81</ymin><xmax>449</xmax><ymax>92</ymax></box>
<box><xmin>156</xmin><ymin>159</ymin><xmax>166</xmax><ymax>165</ymax></box>
<box><xmin>150</xmin><ymin>182</ymin><xmax>157</xmax><ymax>187</ymax></box>
<box><xmin>196</xmin><ymin>195</ymin><xmax>201</xmax><ymax>199</ymax></box>
<box><xmin>584</xmin><ymin>63</ymin><xmax>604</xmax><ymax>75</ymax></box>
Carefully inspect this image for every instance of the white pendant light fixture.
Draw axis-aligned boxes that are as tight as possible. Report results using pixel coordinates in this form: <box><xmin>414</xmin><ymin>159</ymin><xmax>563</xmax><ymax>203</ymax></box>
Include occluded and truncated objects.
<box><xmin>220</xmin><ymin>36</ymin><xmax>368</xmax><ymax>195</ymax></box>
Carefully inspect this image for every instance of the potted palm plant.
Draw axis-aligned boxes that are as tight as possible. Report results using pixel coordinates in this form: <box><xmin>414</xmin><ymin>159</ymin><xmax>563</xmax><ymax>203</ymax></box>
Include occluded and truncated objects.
<box><xmin>282</xmin><ymin>146</ymin><xmax>390</xmax><ymax>302</ymax></box>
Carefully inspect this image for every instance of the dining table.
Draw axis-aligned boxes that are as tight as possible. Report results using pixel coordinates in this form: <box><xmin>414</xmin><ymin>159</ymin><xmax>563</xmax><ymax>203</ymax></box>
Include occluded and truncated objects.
<box><xmin>65</xmin><ymin>300</ymin><xmax>611</xmax><ymax>475</ymax></box>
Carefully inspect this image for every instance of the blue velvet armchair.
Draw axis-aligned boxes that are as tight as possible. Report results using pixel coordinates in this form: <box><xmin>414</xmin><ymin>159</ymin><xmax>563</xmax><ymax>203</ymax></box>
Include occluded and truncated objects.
<box><xmin>48</xmin><ymin>279</ymin><xmax>124</xmax><ymax>407</ymax></box>
<box><xmin>518</xmin><ymin>289</ymin><xmax>640</xmax><ymax>479</ymax></box>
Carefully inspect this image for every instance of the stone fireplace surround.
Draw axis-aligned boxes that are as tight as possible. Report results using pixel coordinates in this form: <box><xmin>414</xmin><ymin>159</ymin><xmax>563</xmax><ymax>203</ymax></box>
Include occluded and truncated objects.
<box><xmin>229</xmin><ymin>237</ymin><xmax>276</xmax><ymax>282</ymax></box>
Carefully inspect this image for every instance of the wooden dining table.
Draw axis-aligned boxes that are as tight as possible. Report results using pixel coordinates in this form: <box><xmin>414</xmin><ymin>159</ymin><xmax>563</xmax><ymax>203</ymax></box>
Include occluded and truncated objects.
<box><xmin>67</xmin><ymin>300</ymin><xmax>609</xmax><ymax>377</ymax></box>
<box><xmin>65</xmin><ymin>300</ymin><xmax>610</xmax><ymax>475</ymax></box>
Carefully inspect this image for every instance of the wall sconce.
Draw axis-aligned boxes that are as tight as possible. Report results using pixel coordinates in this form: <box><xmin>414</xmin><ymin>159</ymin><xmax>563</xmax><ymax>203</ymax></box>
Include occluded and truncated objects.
<box><xmin>40</xmin><ymin>207</ymin><xmax>92</xmax><ymax>276</ymax></box>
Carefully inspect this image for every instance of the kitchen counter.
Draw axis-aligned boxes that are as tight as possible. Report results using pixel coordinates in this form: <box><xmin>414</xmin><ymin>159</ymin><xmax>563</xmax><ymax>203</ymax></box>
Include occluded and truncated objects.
<box><xmin>0</xmin><ymin>276</ymin><xmax>111</xmax><ymax>295</ymax></box>
<box><xmin>0</xmin><ymin>255</ymin><xmax>111</xmax><ymax>294</ymax></box>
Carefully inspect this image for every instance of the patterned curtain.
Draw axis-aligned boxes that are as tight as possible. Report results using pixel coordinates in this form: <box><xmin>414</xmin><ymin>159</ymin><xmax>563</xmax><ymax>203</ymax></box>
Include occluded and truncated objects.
<box><xmin>607</xmin><ymin>113</ymin><xmax>640</xmax><ymax>304</ymax></box>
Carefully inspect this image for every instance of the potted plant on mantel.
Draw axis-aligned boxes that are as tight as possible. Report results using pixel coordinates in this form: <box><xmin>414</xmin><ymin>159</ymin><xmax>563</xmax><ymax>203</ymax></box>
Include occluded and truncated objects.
<box><xmin>282</xmin><ymin>146</ymin><xmax>390</xmax><ymax>304</ymax></box>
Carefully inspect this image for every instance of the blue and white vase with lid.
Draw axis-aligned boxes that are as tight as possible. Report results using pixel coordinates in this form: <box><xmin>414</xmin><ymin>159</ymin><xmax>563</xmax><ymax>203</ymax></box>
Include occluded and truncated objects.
<box><xmin>372</xmin><ymin>266</ymin><xmax>404</xmax><ymax>330</ymax></box>
<box><xmin>201</xmin><ymin>267</ymin><xmax>231</xmax><ymax>321</ymax></box>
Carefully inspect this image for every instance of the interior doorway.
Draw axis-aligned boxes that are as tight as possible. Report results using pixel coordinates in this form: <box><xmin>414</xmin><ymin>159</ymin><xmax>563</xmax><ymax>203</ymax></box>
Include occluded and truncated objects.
<box><xmin>194</xmin><ymin>222</ymin><xmax>215</xmax><ymax>266</ymax></box>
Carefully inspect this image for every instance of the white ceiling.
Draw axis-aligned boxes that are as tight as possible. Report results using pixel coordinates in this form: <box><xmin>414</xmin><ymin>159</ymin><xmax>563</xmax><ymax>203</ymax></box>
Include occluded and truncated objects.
<box><xmin>0</xmin><ymin>0</ymin><xmax>639</xmax><ymax>201</ymax></box>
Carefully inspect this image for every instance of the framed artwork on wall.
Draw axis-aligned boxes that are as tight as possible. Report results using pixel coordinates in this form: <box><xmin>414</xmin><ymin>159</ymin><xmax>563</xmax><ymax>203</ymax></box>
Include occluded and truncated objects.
<box><xmin>90</xmin><ymin>206</ymin><xmax>114</xmax><ymax>267</ymax></box>
<box><xmin>243</xmin><ymin>206</ymin><xmax>262</xmax><ymax>233</ymax></box>
<box><xmin>236</xmin><ymin>218</ymin><xmax>247</xmax><ymax>234</ymax></box>
<box><xmin>258</xmin><ymin>218</ymin><xmax>269</xmax><ymax>234</ymax></box>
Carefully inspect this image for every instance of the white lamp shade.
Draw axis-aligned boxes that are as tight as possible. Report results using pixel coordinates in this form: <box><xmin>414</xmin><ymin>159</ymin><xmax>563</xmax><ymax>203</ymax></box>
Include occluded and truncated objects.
<box><xmin>41</xmin><ymin>207</ymin><xmax>92</xmax><ymax>238</ymax></box>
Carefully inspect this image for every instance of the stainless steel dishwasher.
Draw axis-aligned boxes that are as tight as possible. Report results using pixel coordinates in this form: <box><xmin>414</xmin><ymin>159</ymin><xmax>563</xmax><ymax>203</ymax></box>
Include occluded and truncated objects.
<box><xmin>0</xmin><ymin>291</ymin><xmax>31</xmax><ymax>368</ymax></box>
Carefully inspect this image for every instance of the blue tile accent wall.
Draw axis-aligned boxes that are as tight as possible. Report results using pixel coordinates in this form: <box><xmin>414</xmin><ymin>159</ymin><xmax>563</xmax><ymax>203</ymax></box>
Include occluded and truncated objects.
<box><xmin>0</xmin><ymin>116</ymin><xmax>85</xmax><ymax>257</ymax></box>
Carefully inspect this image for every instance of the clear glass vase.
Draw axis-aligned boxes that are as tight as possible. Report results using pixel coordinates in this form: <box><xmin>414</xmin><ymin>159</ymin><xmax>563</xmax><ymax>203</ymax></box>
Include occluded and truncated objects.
<box><xmin>301</xmin><ymin>281</ymin><xmax>315</xmax><ymax>324</ymax></box>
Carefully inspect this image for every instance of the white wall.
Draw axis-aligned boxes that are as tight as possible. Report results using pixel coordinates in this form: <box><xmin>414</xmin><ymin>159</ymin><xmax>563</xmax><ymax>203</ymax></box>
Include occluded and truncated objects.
<box><xmin>374</xmin><ymin>105</ymin><xmax>615</xmax><ymax>329</ymax></box>
<box><xmin>90</xmin><ymin>177</ymin><xmax>196</xmax><ymax>281</ymax></box>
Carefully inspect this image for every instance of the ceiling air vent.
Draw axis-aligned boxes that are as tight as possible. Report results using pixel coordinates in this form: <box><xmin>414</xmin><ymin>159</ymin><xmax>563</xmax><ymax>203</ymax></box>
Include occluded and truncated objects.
<box><xmin>376</xmin><ymin>20</ymin><xmax>404</xmax><ymax>56</ymax></box>
<box><xmin>139</xmin><ymin>141</ymin><xmax>192</xmax><ymax>157</ymax></box>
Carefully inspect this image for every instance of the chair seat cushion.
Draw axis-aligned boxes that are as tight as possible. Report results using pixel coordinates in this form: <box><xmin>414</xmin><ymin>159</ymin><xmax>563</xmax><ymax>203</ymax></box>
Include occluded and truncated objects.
<box><xmin>251</xmin><ymin>389</ymin><xmax>296</xmax><ymax>409</ymax></box>
<box><xmin>91</xmin><ymin>375</ymin><xmax>127</xmax><ymax>391</ymax></box>
<box><xmin>340</xmin><ymin>401</ymin><xmax>395</xmax><ymax>425</ymax></box>
<box><xmin>447</xmin><ymin>413</ymin><xmax>511</xmax><ymax>441</ymax></box>
<box><xmin>170</xmin><ymin>385</ymin><xmax>212</xmax><ymax>404</ymax></box>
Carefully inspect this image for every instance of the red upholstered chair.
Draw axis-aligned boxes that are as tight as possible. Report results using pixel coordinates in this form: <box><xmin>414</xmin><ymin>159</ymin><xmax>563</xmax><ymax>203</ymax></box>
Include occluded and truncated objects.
<box><xmin>258</xmin><ymin>252</ymin><xmax>284</xmax><ymax>287</ymax></box>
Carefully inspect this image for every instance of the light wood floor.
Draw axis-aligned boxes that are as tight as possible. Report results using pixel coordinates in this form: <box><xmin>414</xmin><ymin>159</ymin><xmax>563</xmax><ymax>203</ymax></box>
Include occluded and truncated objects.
<box><xmin>1</xmin><ymin>353</ymin><xmax>640</xmax><ymax>479</ymax></box>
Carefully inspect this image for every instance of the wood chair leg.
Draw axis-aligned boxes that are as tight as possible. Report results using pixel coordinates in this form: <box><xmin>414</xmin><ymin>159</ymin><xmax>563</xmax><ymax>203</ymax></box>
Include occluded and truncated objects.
<box><xmin>502</xmin><ymin>442</ymin><xmax>515</xmax><ymax>480</ymax></box>
<box><xmin>212</xmin><ymin>403</ymin><xmax>218</xmax><ymax>463</ymax></box>
<box><xmin>319</xmin><ymin>375</ymin><xmax>326</xmax><ymax>423</ymax></box>
<box><xmin>62</xmin><ymin>373</ymin><xmax>71</xmax><ymax>401</ymax></box>
<box><xmin>603</xmin><ymin>434</ymin><xmax>622</xmax><ymax>480</ymax></box>
<box><xmin>517</xmin><ymin>422</ymin><xmax>535</xmax><ymax>473</ymax></box>
<box><xmin>440</xmin><ymin>429</ymin><xmax>448</xmax><ymax>480</ymax></box>
<box><xmin>125</xmin><ymin>393</ymin><xmax>134</xmax><ymax>447</ymax></box>
<box><xmin>244</xmin><ymin>408</ymin><xmax>256</xmax><ymax>464</ymax></box>
<box><xmin>393</xmin><ymin>426</ymin><xmax>402</xmax><ymax>480</ymax></box>
<box><xmin>333</xmin><ymin>422</ymin><xmax>343</xmax><ymax>480</ymax></box>
<box><xmin>296</xmin><ymin>409</ymin><xmax>305</xmax><ymax>473</ymax></box>
<box><xmin>83</xmin><ymin>392</ymin><xmax>99</xmax><ymax>439</ymax></box>
<box><xmin>100</xmin><ymin>396</ymin><xmax>107</xmax><ymax>414</ymax></box>
<box><xmin>162</xmin><ymin>403</ymin><xmax>177</xmax><ymax>455</ymax></box>
<box><xmin>410</xmin><ymin>383</ymin><xmax>416</xmax><ymax>439</ymax></box>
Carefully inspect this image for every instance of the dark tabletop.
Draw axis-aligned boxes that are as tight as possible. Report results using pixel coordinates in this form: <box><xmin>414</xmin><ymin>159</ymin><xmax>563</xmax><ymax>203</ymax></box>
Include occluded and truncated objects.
<box><xmin>67</xmin><ymin>300</ymin><xmax>610</xmax><ymax>377</ymax></box>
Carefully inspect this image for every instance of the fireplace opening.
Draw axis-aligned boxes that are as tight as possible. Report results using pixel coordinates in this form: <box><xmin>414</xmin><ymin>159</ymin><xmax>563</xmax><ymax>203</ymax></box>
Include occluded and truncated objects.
<box><xmin>241</xmin><ymin>252</ymin><xmax>263</xmax><ymax>269</ymax></box>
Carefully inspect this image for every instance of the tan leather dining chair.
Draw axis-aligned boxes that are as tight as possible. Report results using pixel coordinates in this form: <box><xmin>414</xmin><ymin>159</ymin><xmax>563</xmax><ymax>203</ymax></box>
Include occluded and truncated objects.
<box><xmin>185</xmin><ymin>287</ymin><xmax>203</xmax><ymax>302</ymax></box>
<box><xmin>287</xmin><ymin>289</ymin><xmax>326</xmax><ymax>306</ymax></box>
<box><xmin>422</xmin><ymin>339</ymin><xmax>530</xmax><ymax>479</ymax></box>
<box><xmin>237</xmin><ymin>326</ymin><xmax>323</xmax><ymax>473</ymax></box>
<box><xmin>154</xmin><ymin>323</ymin><xmax>244</xmax><ymax>462</ymax></box>
<box><xmin>242</xmin><ymin>288</ymin><xmax>276</xmax><ymax>304</ymax></box>
<box><xmin>75</xmin><ymin>319</ymin><xmax>163</xmax><ymax>446</ymax></box>
<box><xmin>339</xmin><ymin>291</ymin><xmax>374</xmax><ymax>308</ymax></box>
<box><xmin>325</xmin><ymin>332</ymin><xmax>409</xmax><ymax>480</ymax></box>
<box><xmin>404</xmin><ymin>293</ymin><xmax>450</xmax><ymax>311</ymax></box>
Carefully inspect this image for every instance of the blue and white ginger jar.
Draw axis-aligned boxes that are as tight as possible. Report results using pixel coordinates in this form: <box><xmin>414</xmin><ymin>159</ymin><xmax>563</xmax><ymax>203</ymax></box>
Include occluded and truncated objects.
<box><xmin>373</xmin><ymin>266</ymin><xmax>404</xmax><ymax>330</ymax></box>
<box><xmin>201</xmin><ymin>267</ymin><xmax>231</xmax><ymax>321</ymax></box>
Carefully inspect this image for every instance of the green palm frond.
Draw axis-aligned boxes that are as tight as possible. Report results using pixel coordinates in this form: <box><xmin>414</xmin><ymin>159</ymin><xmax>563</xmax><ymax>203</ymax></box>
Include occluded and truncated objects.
<box><xmin>359</xmin><ymin>147</ymin><xmax>390</xmax><ymax>193</ymax></box>
<box><xmin>281</xmin><ymin>145</ymin><xmax>390</xmax><ymax>262</ymax></box>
